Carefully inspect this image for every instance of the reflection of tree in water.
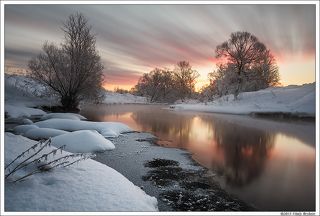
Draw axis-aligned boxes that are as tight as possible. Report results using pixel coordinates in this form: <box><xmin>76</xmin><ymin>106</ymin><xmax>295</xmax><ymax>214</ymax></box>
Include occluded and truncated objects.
<box><xmin>132</xmin><ymin>110</ymin><xmax>276</xmax><ymax>187</ymax></box>
<box><xmin>131</xmin><ymin>109</ymin><xmax>194</xmax><ymax>148</ymax></box>
<box><xmin>209</xmin><ymin>117</ymin><xmax>275</xmax><ymax>187</ymax></box>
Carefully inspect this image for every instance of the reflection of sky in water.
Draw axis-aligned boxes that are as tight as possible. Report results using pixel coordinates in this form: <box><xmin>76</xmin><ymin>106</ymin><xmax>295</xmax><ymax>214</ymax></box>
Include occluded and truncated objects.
<box><xmin>80</xmin><ymin>104</ymin><xmax>315</xmax><ymax>211</ymax></box>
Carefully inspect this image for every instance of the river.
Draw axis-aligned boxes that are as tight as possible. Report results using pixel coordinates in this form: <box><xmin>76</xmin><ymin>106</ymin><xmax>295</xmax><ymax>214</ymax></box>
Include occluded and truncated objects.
<box><xmin>80</xmin><ymin>104</ymin><xmax>315</xmax><ymax>211</ymax></box>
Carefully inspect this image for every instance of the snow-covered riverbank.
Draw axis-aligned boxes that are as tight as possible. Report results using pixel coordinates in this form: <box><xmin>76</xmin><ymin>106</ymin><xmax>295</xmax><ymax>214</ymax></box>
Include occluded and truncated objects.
<box><xmin>4</xmin><ymin>133</ymin><xmax>158</xmax><ymax>211</ymax></box>
<box><xmin>4</xmin><ymin>112</ymin><xmax>159</xmax><ymax>211</ymax></box>
<box><xmin>4</xmin><ymin>74</ymin><xmax>158</xmax><ymax>211</ymax></box>
<box><xmin>172</xmin><ymin>83</ymin><xmax>315</xmax><ymax>117</ymax></box>
<box><xmin>4</xmin><ymin>74</ymin><xmax>148</xmax><ymax>117</ymax></box>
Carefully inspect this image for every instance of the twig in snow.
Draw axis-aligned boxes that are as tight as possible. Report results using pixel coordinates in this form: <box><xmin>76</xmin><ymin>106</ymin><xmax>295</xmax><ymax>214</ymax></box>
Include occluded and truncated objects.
<box><xmin>5</xmin><ymin>139</ymin><xmax>52</xmax><ymax>179</ymax></box>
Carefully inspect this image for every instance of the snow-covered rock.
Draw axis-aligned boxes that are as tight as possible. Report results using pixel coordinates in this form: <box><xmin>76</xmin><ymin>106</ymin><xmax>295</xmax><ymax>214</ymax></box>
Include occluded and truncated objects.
<box><xmin>41</xmin><ymin>113</ymin><xmax>87</xmax><ymax>121</ymax></box>
<box><xmin>4</xmin><ymin>133</ymin><xmax>158</xmax><ymax>211</ymax></box>
<box><xmin>13</xmin><ymin>124</ymin><xmax>39</xmax><ymax>135</ymax></box>
<box><xmin>21</xmin><ymin>118</ymin><xmax>33</xmax><ymax>125</ymax></box>
<box><xmin>51</xmin><ymin>130</ymin><xmax>115</xmax><ymax>153</ymax></box>
<box><xmin>172</xmin><ymin>83</ymin><xmax>315</xmax><ymax>117</ymax></box>
<box><xmin>100</xmin><ymin>128</ymin><xmax>119</xmax><ymax>138</ymax></box>
<box><xmin>24</xmin><ymin>128</ymin><xmax>68</xmax><ymax>140</ymax></box>
<box><xmin>35</xmin><ymin>119</ymin><xmax>132</xmax><ymax>137</ymax></box>
<box><xmin>5</xmin><ymin>104</ymin><xmax>46</xmax><ymax>118</ymax></box>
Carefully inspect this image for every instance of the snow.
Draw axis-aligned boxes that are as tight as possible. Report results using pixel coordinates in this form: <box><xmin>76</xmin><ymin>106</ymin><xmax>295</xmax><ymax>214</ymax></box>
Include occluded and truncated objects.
<box><xmin>172</xmin><ymin>83</ymin><xmax>315</xmax><ymax>117</ymax></box>
<box><xmin>35</xmin><ymin>119</ymin><xmax>132</xmax><ymax>137</ymax></box>
<box><xmin>103</xmin><ymin>91</ymin><xmax>148</xmax><ymax>104</ymax></box>
<box><xmin>21</xmin><ymin>118</ymin><xmax>33</xmax><ymax>124</ymax></box>
<box><xmin>41</xmin><ymin>113</ymin><xmax>87</xmax><ymax>121</ymax></box>
<box><xmin>4</xmin><ymin>133</ymin><xmax>158</xmax><ymax>211</ymax></box>
<box><xmin>4</xmin><ymin>74</ymin><xmax>52</xmax><ymax>118</ymax></box>
<box><xmin>24</xmin><ymin>128</ymin><xmax>68</xmax><ymax>140</ymax></box>
<box><xmin>5</xmin><ymin>104</ymin><xmax>46</xmax><ymax>118</ymax></box>
<box><xmin>51</xmin><ymin>130</ymin><xmax>115</xmax><ymax>153</ymax></box>
<box><xmin>13</xmin><ymin>124</ymin><xmax>39</xmax><ymax>135</ymax></box>
<box><xmin>5</xmin><ymin>74</ymin><xmax>56</xmax><ymax>109</ymax></box>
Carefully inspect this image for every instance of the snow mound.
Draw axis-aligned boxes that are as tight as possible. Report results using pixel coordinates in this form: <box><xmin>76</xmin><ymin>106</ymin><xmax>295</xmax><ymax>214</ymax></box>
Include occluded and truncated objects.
<box><xmin>13</xmin><ymin>124</ymin><xmax>39</xmax><ymax>135</ymax></box>
<box><xmin>35</xmin><ymin>119</ymin><xmax>132</xmax><ymax>137</ymax></box>
<box><xmin>173</xmin><ymin>83</ymin><xmax>315</xmax><ymax>117</ymax></box>
<box><xmin>51</xmin><ymin>130</ymin><xmax>115</xmax><ymax>153</ymax></box>
<box><xmin>41</xmin><ymin>113</ymin><xmax>87</xmax><ymax>121</ymax></box>
<box><xmin>24</xmin><ymin>128</ymin><xmax>68</xmax><ymax>140</ymax></box>
<box><xmin>21</xmin><ymin>118</ymin><xmax>33</xmax><ymax>124</ymax></box>
<box><xmin>100</xmin><ymin>128</ymin><xmax>119</xmax><ymax>138</ymax></box>
<box><xmin>4</xmin><ymin>133</ymin><xmax>158</xmax><ymax>211</ymax></box>
<box><xmin>5</xmin><ymin>104</ymin><xmax>46</xmax><ymax>118</ymax></box>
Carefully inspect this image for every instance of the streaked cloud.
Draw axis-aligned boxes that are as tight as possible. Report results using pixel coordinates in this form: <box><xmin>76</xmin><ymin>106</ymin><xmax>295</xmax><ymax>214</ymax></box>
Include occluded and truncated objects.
<box><xmin>4</xmin><ymin>4</ymin><xmax>316</xmax><ymax>89</ymax></box>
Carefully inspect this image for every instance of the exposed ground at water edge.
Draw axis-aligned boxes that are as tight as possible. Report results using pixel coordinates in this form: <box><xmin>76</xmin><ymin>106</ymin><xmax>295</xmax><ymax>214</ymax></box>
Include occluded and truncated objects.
<box><xmin>93</xmin><ymin>132</ymin><xmax>255</xmax><ymax>211</ymax></box>
<box><xmin>143</xmin><ymin>158</ymin><xmax>253</xmax><ymax>211</ymax></box>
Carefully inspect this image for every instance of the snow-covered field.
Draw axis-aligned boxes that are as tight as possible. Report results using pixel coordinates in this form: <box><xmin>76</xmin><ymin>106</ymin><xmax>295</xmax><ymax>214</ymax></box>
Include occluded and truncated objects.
<box><xmin>172</xmin><ymin>83</ymin><xmax>316</xmax><ymax>117</ymax></box>
<box><xmin>4</xmin><ymin>133</ymin><xmax>158</xmax><ymax>211</ymax></box>
<box><xmin>103</xmin><ymin>90</ymin><xmax>148</xmax><ymax>104</ymax></box>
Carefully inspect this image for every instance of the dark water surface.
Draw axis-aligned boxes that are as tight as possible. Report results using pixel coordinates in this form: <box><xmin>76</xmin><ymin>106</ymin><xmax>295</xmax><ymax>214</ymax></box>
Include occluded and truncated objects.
<box><xmin>81</xmin><ymin>104</ymin><xmax>315</xmax><ymax>211</ymax></box>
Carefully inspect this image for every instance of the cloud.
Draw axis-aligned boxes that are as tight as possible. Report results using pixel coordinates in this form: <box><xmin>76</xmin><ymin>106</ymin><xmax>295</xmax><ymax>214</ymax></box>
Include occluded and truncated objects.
<box><xmin>4</xmin><ymin>4</ymin><xmax>316</xmax><ymax>87</ymax></box>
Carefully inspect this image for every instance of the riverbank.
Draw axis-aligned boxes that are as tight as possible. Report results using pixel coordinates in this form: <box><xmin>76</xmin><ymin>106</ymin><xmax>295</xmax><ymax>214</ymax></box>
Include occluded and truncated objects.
<box><xmin>80</xmin><ymin>103</ymin><xmax>315</xmax><ymax>211</ymax></box>
<box><xmin>4</xmin><ymin>115</ymin><xmax>158</xmax><ymax>211</ymax></box>
<box><xmin>171</xmin><ymin>83</ymin><xmax>315</xmax><ymax>118</ymax></box>
<box><xmin>93</xmin><ymin>131</ymin><xmax>254</xmax><ymax>211</ymax></box>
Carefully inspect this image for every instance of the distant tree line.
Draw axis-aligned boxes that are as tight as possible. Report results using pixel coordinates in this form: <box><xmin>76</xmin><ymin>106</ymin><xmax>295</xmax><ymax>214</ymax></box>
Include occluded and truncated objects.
<box><xmin>132</xmin><ymin>31</ymin><xmax>280</xmax><ymax>103</ymax></box>
<box><xmin>131</xmin><ymin>61</ymin><xmax>199</xmax><ymax>103</ymax></box>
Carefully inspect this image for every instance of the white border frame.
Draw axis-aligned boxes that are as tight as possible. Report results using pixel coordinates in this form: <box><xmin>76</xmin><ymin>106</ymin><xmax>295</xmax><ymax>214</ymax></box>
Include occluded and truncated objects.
<box><xmin>1</xmin><ymin>1</ymin><xmax>319</xmax><ymax>216</ymax></box>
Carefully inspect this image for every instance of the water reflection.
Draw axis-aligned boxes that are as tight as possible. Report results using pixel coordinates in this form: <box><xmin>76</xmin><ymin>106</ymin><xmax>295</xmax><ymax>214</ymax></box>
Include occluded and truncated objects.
<box><xmin>131</xmin><ymin>109</ymin><xmax>276</xmax><ymax>186</ymax></box>
<box><xmin>80</xmin><ymin>104</ymin><xmax>315</xmax><ymax>211</ymax></box>
<box><xmin>210</xmin><ymin>119</ymin><xmax>275</xmax><ymax>187</ymax></box>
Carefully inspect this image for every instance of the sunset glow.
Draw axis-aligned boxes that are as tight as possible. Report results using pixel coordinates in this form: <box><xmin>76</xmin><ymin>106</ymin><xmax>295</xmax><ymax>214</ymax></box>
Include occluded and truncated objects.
<box><xmin>4</xmin><ymin>4</ymin><xmax>316</xmax><ymax>91</ymax></box>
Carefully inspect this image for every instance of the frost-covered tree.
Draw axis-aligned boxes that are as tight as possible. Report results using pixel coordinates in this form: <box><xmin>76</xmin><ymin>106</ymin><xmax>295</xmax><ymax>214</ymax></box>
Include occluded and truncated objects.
<box><xmin>28</xmin><ymin>13</ymin><xmax>104</xmax><ymax>110</ymax></box>
<box><xmin>173</xmin><ymin>61</ymin><xmax>199</xmax><ymax>101</ymax></box>
<box><xmin>215</xmin><ymin>31</ymin><xmax>280</xmax><ymax>98</ymax></box>
<box><xmin>134</xmin><ymin>68</ymin><xmax>176</xmax><ymax>102</ymax></box>
<box><xmin>134</xmin><ymin>61</ymin><xmax>199</xmax><ymax>103</ymax></box>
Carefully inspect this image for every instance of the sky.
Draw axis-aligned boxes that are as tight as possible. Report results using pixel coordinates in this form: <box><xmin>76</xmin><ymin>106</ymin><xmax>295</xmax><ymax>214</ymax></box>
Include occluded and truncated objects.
<box><xmin>4</xmin><ymin>4</ymin><xmax>316</xmax><ymax>91</ymax></box>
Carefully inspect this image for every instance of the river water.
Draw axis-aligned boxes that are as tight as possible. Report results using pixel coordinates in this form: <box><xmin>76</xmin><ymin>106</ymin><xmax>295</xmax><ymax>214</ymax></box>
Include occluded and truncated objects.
<box><xmin>80</xmin><ymin>104</ymin><xmax>315</xmax><ymax>211</ymax></box>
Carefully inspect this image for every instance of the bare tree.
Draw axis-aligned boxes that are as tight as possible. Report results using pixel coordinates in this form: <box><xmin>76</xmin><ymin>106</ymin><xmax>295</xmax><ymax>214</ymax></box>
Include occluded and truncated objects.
<box><xmin>173</xmin><ymin>61</ymin><xmax>199</xmax><ymax>101</ymax></box>
<box><xmin>28</xmin><ymin>13</ymin><xmax>104</xmax><ymax>110</ymax></box>
<box><xmin>134</xmin><ymin>68</ymin><xmax>176</xmax><ymax>102</ymax></box>
<box><xmin>215</xmin><ymin>31</ymin><xmax>280</xmax><ymax>98</ymax></box>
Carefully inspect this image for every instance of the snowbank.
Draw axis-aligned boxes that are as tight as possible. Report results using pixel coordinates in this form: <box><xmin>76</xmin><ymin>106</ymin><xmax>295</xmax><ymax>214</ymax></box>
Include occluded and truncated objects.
<box><xmin>103</xmin><ymin>91</ymin><xmax>148</xmax><ymax>104</ymax></box>
<box><xmin>35</xmin><ymin>119</ymin><xmax>132</xmax><ymax>137</ymax></box>
<box><xmin>41</xmin><ymin>113</ymin><xmax>87</xmax><ymax>121</ymax></box>
<box><xmin>24</xmin><ymin>128</ymin><xmax>68</xmax><ymax>140</ymax></box>
<box><xmin>172</xmin><ymin>83</ymin><xmax>315</xmax><ymax>117</ymax></box>
<box><xmin>51</xmin><ymin>130</ymin><xmax>115</xmax><ymax>153</ymax></box>
<box><xmin>4</xmin><ymin>133</ymin><xmax>158</xmax><ymax>211</ymax></box>
<box><xmin>5</xmin><ymin>104</ymin><xmax>46</xmax><ymax>118</ymax></box>
<box><xmin>4</xmin><ymin>74</ymin><xmax>57</xmax><ymax>113</ymax></box>
<box><xmin>13</xmin><ymin>124</ymin><xmax>39</xmax><ymax>135</ymax></box>
<box><xmin>22</xmin><ymin>118</ymin><xmax>33</xmax><ymax>125</ymax></box>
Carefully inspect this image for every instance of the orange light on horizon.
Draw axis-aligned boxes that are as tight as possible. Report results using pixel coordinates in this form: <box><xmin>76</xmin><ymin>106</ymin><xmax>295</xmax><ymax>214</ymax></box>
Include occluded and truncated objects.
<box><xmin>102</xmin><ymin>83</ymin><xmax>135</xmax><ymax>91</ymax></box>
<box><xmin>102</xmin><ymin>52</ymin><xmax>315</xmax><ymax>92</ymax></box>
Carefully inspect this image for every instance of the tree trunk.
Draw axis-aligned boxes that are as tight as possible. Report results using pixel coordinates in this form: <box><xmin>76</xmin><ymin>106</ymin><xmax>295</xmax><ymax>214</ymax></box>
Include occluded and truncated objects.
<box><xmin>61</xmin><ymin>95</ymin><xmax>79</xmax><ymax>111</ymax></box>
